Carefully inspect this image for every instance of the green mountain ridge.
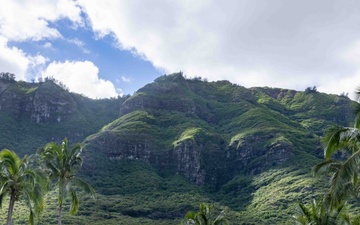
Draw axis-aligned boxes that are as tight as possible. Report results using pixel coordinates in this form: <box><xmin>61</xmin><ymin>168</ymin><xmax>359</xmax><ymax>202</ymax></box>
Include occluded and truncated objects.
<box><xmin>0</xmin><ymin>73</ymin><xmax>356</xmax><ymax>224</ymax></box>
<box><xmin>0</xmin><ymin>78</ymin><xmax>125</xmax><ymax>155</ymax></box>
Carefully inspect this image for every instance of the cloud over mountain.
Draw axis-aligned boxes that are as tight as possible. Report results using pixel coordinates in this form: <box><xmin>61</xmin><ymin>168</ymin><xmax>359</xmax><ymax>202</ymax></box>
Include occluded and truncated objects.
<box><xmin>2</xmin><ymin>0</ymin><xmax>360</xmax><ymax>98</ymax></box>
<box><xmin>42</xmin><ymin>60</ymin><xmax>120</xmax><ymax>98</ymax></box>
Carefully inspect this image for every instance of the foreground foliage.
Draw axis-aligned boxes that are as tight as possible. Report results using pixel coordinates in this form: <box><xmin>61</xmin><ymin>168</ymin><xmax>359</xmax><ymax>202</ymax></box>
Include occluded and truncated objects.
<box><xmin>0</xmin><ymin>150</ymin><xmax>47</xmax><ymax>225</ymax></box>
<box><xmin>295</xmin><ymin>89</ymin><xmax>360</xmax><ymax>225</ymax></box>
<box><xmin>294</xmin><ymin>196</ymin><xmax>351</xmax><ymax>225</ymax></box>
<box><xmin>38</xmin><ymin>139</ymin><xmax>95</xmax><ymax>225</ymax></box>
<box><xmin>184</xmin><ymin>203</ymin><xmax>228</xmax><ymax>225</ymax></box>
<box><xmin>314</xmin><ymin>91</ymin><xmax>360</xmax><ymax>207</ymax></box>
<box><xmin>0</xmin><ymin>73</ymin><xmax>356</xmax><ymax>224</ymax></box>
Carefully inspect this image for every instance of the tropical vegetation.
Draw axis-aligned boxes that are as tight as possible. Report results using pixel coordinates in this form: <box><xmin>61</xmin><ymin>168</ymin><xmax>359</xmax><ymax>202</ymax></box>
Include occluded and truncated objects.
<box><xmin>1</xmin><ymin>72</ymin><xmax>360</xmax><ymax>224</ymax></box>
<box><xmin>0</xmin><ymin>150</ymin><xmax>47</xmax><ymax>225</ymax></box>
<box><xmin>37</xmin><ymin>139</ymin><xmax>95</xmax><ymax>225</ymax></box>
<box><xmin>0</xmin><ymin>138</ymin><xmax>94</xmax><ymax>225</ymax></box>
<box><xmin>294</xmin><ymin>195</ymin><xmax>351</xmax><ymax>225</ymax></box>
<box><xmin>294</xmin><ymin>89</ymin><xmax>360</xmax><ymax>225</ymax></box>
<box><xmin>184</xmin><ymin>203</ymin><xmax>228</xmax><ymax>225</ymax></box>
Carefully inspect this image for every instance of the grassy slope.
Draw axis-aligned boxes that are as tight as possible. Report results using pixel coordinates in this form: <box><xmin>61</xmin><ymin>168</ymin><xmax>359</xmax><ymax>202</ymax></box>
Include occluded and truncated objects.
<box><xmin>0</xmin><ymin>74</ymin><xmax>356</xmax><ymax>224</ymax></box>
<box><xmin>0</xmin><ymin>80</ymin><xmax>124</xmax><ymax>155</ymax></box>
<box><xmin>76</xmin><ymin>74</ymin><xmax>354</xmax><ymax>224</ymax></box>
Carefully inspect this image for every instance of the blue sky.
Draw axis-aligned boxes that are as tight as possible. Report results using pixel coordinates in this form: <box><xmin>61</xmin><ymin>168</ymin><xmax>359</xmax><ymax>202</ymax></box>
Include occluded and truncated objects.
<box><xmin>7</xmin><ymin>17</ymin><xmax>162</xmax><ymax>95</ymax></box>
<box><xmin>1</xmin><ymin>0</ymin><xmax>360</xmax><ymax>99</ymax></box>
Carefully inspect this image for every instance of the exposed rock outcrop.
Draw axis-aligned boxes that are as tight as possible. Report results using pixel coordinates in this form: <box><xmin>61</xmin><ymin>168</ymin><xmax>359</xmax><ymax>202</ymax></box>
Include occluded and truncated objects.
<box><xmin>81</xmin><ymin>73</ymin><xmax>354</xmax><ymax>189</ymax></box>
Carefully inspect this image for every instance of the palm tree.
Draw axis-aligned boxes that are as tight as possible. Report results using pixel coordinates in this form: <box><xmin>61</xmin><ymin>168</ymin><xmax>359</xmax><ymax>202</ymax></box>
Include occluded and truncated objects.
<box><xmin>37</xmin><ymin>138</ymin><xmax>95</xmax><ymax>225</ymax></box>
<box><xmin>314</xmin><ymin>105</ymin><xmax>360</xmax><ymax>206</ymax></box>
<box><xmin>309</xmin><ymin>90</ymin><xmax>360</xmax><ymax>224</ymax></box>
<box><xmin>184</xmin><ymin>203</ymin><xmax>228</xmax><ymax>225</ymax></box>
<box><xmin>0</xmin><ymin>149</ymin><xmax>48</xmax><ymax>225</ymax></box>
<box><xmin>293</xmin><ymin>195</ymin><xmax>351</xmax><ymax>225</ymax></box>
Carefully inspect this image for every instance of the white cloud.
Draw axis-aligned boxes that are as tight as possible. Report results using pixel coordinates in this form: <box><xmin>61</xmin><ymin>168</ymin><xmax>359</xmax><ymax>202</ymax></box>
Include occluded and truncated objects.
<box><xmin>0</xmin><ymin>0</ymin><xmax>83</xmax><ymax>41</ymax></box>
<box><xmin>3</xmin><ymin>0</ymin><xmax>360</xmax><ymax>99</ymax></box>
<box><xmin>68</xmin><ymin>38</ymin><xmax>90</xmax><ymax>54</ymax></box>
<box><xmin>43</xmin><ymin>42</ymin><xmax>53</xmax><ymax>49</ymax></box>
<box><xmin>0</xmin><ymin>37</ymin><xmax>29</xmax><ymax>79</ymax></box>
<box><xmin>0</xmin><ymin>0</ymin><xmax>85</xmax><ymax>80</ymax></box>
<box><xmin>318</xmin><ymin>74</ymin><xmax>359</xmax><ymax>100</ymax></box>
<box><xmin>42</xmin><ymin>60</ymin><xmax>120</xmax><ymax>99</ymax></box>
<box><xmin>317</xmin><ymin>41</ymin><xmax>360</xmax><ymax>100</ymax></box>
<box><xmin>0</xmin><ymin>1</ymin><xmax>116</xmax><ymax>98</ymax></box>
<box><xmin>78</xmin><ymin>0</ymin><xmax>360</xmax><ymax>96</ymax></box>
<box><xmin>121</xmin><ymin>76</ymin><xmax>132</xmax><ymax>83</ymax></box>
<box><xmin>0</xmin><ymin>36</ymin><xmax>46</xmax><ymax>80</ymax></box>
<box><xmin>68</xmin><ymin>38</ymin><xmax>85</xmax><ymax>47</ymax></box>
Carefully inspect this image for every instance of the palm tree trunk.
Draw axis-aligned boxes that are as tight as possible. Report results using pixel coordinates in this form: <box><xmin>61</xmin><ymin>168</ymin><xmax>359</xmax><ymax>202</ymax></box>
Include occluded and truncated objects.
<box><xmin>58</xmin><ymin>203</ymin><xmax>62</xmax><ymax>225</ymax></box>
<box><xmin>6</xmin><ymin>193</ymin><xmax>16</xmax><ymax>225</ymax></box>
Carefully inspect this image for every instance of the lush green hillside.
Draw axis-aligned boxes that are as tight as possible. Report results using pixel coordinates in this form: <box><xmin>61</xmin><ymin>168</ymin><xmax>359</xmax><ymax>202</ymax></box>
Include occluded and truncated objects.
<box><xmin>0</xmin><ymin>73</ymin><xmax>357</xmax><ymax>224</ymax></box>
<box><xmin>81</xmin><ymin>73</ymin><xmax>355</xmax><ymax>224</ymax></box>
<box><xmin>0</xmin><ymin>78</ymin><xmax>125</xmax><ymax>155</ymax></box>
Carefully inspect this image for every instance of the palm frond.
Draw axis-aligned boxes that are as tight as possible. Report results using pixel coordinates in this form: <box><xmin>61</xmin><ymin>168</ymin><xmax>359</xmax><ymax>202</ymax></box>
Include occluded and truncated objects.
<box><xmin>213</xmin><ymin>210</ymin><xmax>229</xmax><ymax>225</ymax></box>
<box><xmin>313</xmin><ymin>160</ymin><xmax>341</xmax><ymax>175</ymax></box>
<box><xmin>21</xmin><ymin>169</ymin><xmax>37</xmax><ymax>188</ymax></box>
<box><xmin>0</xmin><ymin>149</ymin><xmax>20</xmax><ymax>175</ymax></box>
<box><xmin>37</xmin><ymin>139</ymin><xmax>94</xmax><ymax>224</ymax></box>
<box><xmin>69</xmin><ymin>188</ymin><xmax>79</xmax><ymax>215</ymax></box>
<box><xmin>33</xmin><ymin>183</ymin><xmax>45</xmax><ymax>214</ymax></box>
<box><xmin>353</xmin><ymin>96</ymin><xmax>360</xmax><ymax>128</ymax></box>
<box><xmin>0</xmin><ymin>150</ymin><xmax>48</xmax><ymax>225</ymax></box>
<box><xmin>294</xmin><ymin>197</ymin><xmax>350</xmax><ymax>225</ymax></box>
<box><xmin>67</xmin><ymin>143</ymin><xmax>81</xmax><ymax>159</ymax></box>
<box><xmin>74</xmin><ymin>177</ymin><xmax>95</xmax><ymax>199</ymax></box>
<box><xmin>39</xmin><ymin>142</ymin><xmax>60</xmax><ymax>162</ymax></box>
<box><xmin>58</xmin><ymin>178</ymin><xmax>69</xmax><ymax>205</ymax></box>
<box><xmin>45</xmin><ymin>161</ymin><xmax>60</xmax><ymax>178</ymax></box>
<box><xmin>184</xmin><ymin>203</ymin><xmax>228</xmax><ymax>225</ymax></box>
<box><xmin>328</xmin><ymin>150</ymin><xmax>360</xmax><ymax>205</ymax></box>
<box><xmin>323</xmin><ymin>126</ymin><xmax>352</xmax><ymax>159</ymax></box>
<box><xmin>0</xmin><ymin>180</ymin><xmax>12</xmax><ymax>195</ymax></box>
<box><xmin>29</xmin><ymin>210</ymin><xmax>35</xmax><ymax>225</ymax></box>
<box><xmin>33</xmin><ymin>168</ymin><xmax>50</xmax><ymax>193</ymax></box>
<box><xmin>349</xmin><ymin>215</ymin><xmax>360</xmax><ymax>225</ymax></box>
<box><xmin>185</xmin><ymin>211</ymin><xmax>196</xmax><ymax>220</ymax></box>
<box><xmin>0</xmin><ymin>192</ymin><xmax>7</xmax><ymax>208</ymax></box>
<box><xmin>297</xmin><ymin>202</ymin><xmax>311</xmax><ymax>219</ymax></box>
<box><xmin>295</xmin><ymin>204</ymin><xmax>312</xmax><ymax>224</ymax></box>
<box><xmin>25</xmin><ymin>192</ymin><xmax>35</xmax><ymax>225</ymax></box>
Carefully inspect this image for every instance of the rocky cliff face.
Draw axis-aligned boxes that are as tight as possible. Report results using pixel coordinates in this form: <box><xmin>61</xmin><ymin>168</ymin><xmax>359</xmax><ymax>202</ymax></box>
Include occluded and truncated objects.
<box><xmin>83</xmin><ymin>73</ymin><xmax>353</xmax><ymax>190</ymax></box>
<box><xmin>30</xmin><ymin>82</ymin><xmax>77</xmax><ymax>123</ymax></box>
<box><xmin>0</xmin><ymin>73</ymin><xmax>356</xmax><ymax>224</ymax></box>
<box><xmin>226</xmin><ymin>133</ymin><xmax>295</xmax><ymax>175</ymax></box>
<box><xmin>0</xmin><ymin>79</ymin><xmax>122</xmax><ymax>154</ymax></box>
<box><xmin>173</xmin><ymin>139</ymin><xmax>205</xmax><ymax>185</ymax></box>
<box><xmin>0</xmin><ymin>80</ymin><xmax>77</xmax><ymax>123</ymax></box>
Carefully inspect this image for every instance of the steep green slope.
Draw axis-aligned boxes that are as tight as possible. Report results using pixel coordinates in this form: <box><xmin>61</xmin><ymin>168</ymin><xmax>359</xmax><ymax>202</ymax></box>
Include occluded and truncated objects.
<box><xmin>0</xmin><ymin>73</ymin><xmax>356</xmax><ymax>224</ymax></box>
<box><xmin>80</xmin><ymin>73</ymin><xmax>354</xmax><ymax>224</ymax></box>
<box><xmin>0</xmin><ymin>78</ymin><xmax>125</xmax><ymax>155</ymax></box>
